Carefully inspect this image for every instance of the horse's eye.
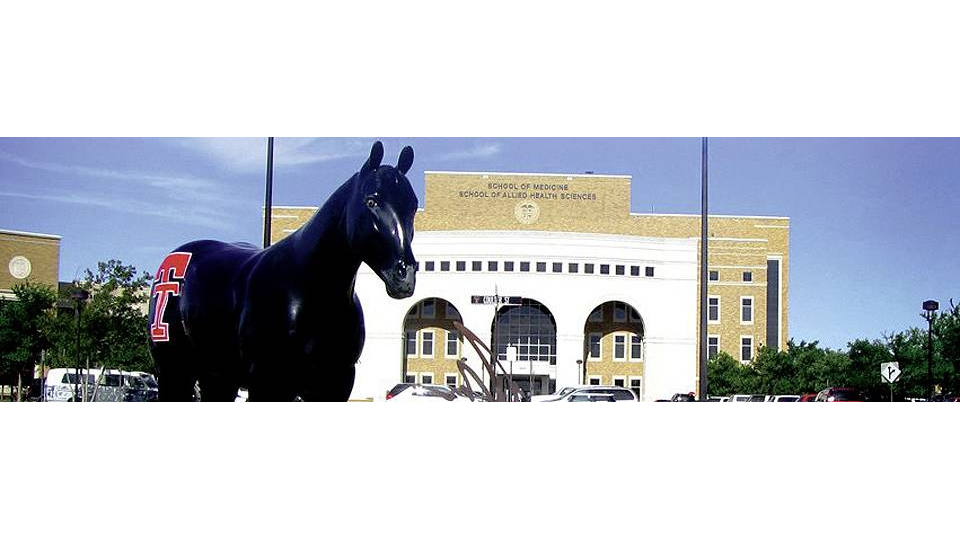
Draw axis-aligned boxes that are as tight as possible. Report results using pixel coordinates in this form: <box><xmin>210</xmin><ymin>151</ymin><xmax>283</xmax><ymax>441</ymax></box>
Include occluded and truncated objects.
<box><xmin>366</xmin><ymin>197</ymin><xmax>377</xmax><ymax>209</ymax></box>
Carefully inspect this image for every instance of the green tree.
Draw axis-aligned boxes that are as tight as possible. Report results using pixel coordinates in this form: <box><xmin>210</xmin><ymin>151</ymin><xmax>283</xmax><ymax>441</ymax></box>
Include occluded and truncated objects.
<box><xmin>0</xmin><ymin>282</ymin><xmax>59</xmax><ymax>400</ymax></box>
<box><xmin>707</xmin><ymin>351</ymin><xmax>756</xmax><ymax>396</ymax></box>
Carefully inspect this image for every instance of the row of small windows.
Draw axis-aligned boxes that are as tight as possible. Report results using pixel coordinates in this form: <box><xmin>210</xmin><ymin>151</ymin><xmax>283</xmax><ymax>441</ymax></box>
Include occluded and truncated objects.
<box><xmin>587</xmin><ymin>376</ymin><xmax>644</xmax><ymax>400</ymax></box>
<box><xmin>406</xmin><ymin>329</ymin><xmax>460</xmax><ymax>359</ymax></box>
<box><xmin>708</xmin><ymin>335</ymin><xmax>755</xmax><ymax>363</ymax></box>
<box><xmin>420</xmin><ymin>260</ymin><xmax>655</xmax><ymax>277</ymax></box>
<box><xmin>708</xmin><ymin>270</ymin><xmax>754</xmax><ymax>282</ymax></box>
<box><xmin>404</xmin><ymin>373</ymin><xmax>460</xmax><ymax>388</ymax></box>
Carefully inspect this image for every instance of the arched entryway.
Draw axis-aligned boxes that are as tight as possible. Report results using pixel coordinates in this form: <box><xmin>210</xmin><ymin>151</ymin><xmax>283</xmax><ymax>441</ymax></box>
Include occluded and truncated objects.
<box><xmin>491</xmin><ymin>298</ymin><xmax>557</xmax><ymax>398</ymax></box>
<box><xmin>582</xmin><ymin>301</ymin><xmax>645</xmax><ymax>399</ymax></box>
<box><xmin>402</xmin><ymin>298</ymin><xmax>464</xmax><ymax>388</ymax></box>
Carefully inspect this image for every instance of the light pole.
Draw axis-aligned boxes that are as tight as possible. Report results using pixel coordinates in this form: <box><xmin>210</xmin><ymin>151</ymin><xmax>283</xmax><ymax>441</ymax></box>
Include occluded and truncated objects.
<box><xmin>577</xmin><ymin>359</ymin><xmax>584</xmax><ymax>385</ymax></box>
<box><xmin>263</xmin><ymin>137</ymin><xmax>275</xmax><ymax>249</ymax></box>
<box><xmin>71</xmin><ymin>288</ymin><xmax>89</xmax><ymax>402</ymax></box>
<box><xmin>698</xmin><ymin>137</ymin><xmax>709</xmax><ymax>400</ymax></box>
<box><xmin>922</xmin><ymin>300</ymin><xmax>939</xmax><ymax>400</ymax></box>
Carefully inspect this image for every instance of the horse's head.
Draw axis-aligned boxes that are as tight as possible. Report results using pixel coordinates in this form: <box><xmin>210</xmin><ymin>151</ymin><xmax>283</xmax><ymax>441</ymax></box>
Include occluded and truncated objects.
<box><xmin>346</xmin><ymin>141</ymin><xmax>419</xmax><ymax>299</ymax></box>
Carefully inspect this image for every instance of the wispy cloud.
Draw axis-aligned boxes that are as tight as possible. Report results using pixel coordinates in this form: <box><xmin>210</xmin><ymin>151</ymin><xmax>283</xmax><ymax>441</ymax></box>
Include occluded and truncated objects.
<box><xmin>0</xmin><ymin>189</ymin><xmax>238</xmax><ymax>232</ymax></box>
<box><xmin>172</xmin><ymin>138</ymin><xmax>372</xmax><ymax>172</ymax></box>
<box><xmin>434</xmin><ymin>142</ymin><xmax>502</xmax><ymax>162</ymax></box>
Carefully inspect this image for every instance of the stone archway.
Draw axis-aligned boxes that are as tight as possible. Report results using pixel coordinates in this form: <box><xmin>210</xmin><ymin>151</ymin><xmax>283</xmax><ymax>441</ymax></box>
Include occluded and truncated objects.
<box><xmin>582</xmin><ymin>301</ymin><xmax>645</xmax><ymax>399</ymax></box>
<box><xmin>401</xmin><ymin>298</ymin><xmax>463</xmax><ymax>388</ymax></box>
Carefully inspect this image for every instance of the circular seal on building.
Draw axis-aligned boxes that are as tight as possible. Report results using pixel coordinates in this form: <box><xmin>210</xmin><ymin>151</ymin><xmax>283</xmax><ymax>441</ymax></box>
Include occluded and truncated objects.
<box><xmin>9</xmin><ymin>256</ymin><xmax>32</xmax><ymax>279</ymax></box>
<box><xmin>514</xmin><ymin>201</ymin><xmax>540</xmax><ymax>225</ymax></box>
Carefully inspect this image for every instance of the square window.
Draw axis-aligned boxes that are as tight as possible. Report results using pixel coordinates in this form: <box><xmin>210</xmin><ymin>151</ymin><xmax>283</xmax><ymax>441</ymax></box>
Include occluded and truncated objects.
<box><xmin>421</xmin><ymin>299</ymin><xmax>436</xmax><ymax>318</ymax></box>
<box><xmin>615</xmin><ymin>265</ymin><xmax>625</xmax><ymax>276</ymax></box>
<box><xmin>425</xmin><ymin>261</ymin><xmax>435</xmax><ymax>272</ymax></box>
<box><xmin>589</xmin><ymin>377</ymin><xmax>602</xmax><ymax>386</ymax></box>
<box><xmin>440</xmin><ymin>261</ymin><xmax>450</xmax><ymax>272</ymax></box>
<box><xmin>600</xmin><ymin>264</ymin><xmax>610</xmax><ymax>275</ymax></box>
<box><xmin>472</xmin><ymin>261</ymin><xmax>482</xmax><ymax>271</ymax></box>
<box><xmin>404</xmin><ymin>374</ymin><xmax>416</xmax><ymax>383</ymax></box>
<box><xmin>456</xmin><ymin>261</ymin><xmax>466</xmax><ymax>271</ymax></box>
<box><xmin>553</xmin><ymin>262</ymin><xmax>563</xmax><ymax>273</ymax></box>
<box><xmin>488</xmin><ymin>261</ymin><xmax>499</xmax><ymax>271</ymax></box>
<box><xmin>536</xmin><ymin>262</ymin><xmax>546</xmax><ymax>272</ymax></box>
<box><xmin>645</xmin><ymin>266</ymin><xmax>655</xmax><ymax>277</ymax></box>
<box><xmin>743</xmin><ymin>271</ymin><xmax>753</xmax><ymax>282</ymax></box>
<box><xmin>584</xmin><ymin>263</ymin><xmax>595</xmax><ymax>274</ymax></box>
<box><xmin>613</xmin><ymin>378</ymin><xmax>625</xmax><ymax>387</ymax></box>
<box><xmin>504</xmin><ymin>261</ymin><xmax>514</xmax><ymax>272</ymax></box>
<box><xmin>445</xmin><ymin>375</ymin><xmax>457</xmax><ymax>388</ymax></box>
<box><xmin>520</xmin><ymin>262</ymin><xmax>530</xmax><ymax>272</ymax></box>
<box><xmin>569</xmin><ymin>263</ymin><xmax>579</xmax><ymax>273</ymax></box>
<box><xmin>421</xmin><ymin>373</ymin><xmax>433</xmax><ymax>385</ymax></box>
<box><xmin>709</xmin><ymin>270</ymin><xmax>718</xmax><ymax>281</ymax></box>
<box><xmin>631</xmin><ymin>266</ymin><xmax>640</xmax><ymax>276</ymax></box>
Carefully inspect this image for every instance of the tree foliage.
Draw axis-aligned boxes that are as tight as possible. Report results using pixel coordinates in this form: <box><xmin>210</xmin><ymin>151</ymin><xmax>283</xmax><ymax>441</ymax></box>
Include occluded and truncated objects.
<box><xmin>0</xmin><ymin>282</ymin><xmax>59</xmax><ymax>393</ymax></box>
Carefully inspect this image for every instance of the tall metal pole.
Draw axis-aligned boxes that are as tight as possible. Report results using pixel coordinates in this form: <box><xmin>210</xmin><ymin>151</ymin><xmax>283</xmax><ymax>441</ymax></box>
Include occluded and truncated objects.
<box><xmin>927</xmin><ymin>315</ymin><xmax>934</xmax><ymax>400</ymax></box>
<box><xmin>263</xmin><ymin>137</ymin><xmax>275</xmax><ymax>249</ymax></box>
<box><xmin>698</xmin><ymin>137</ymin><xmax>709</xmax><ymax>400</ymax></box>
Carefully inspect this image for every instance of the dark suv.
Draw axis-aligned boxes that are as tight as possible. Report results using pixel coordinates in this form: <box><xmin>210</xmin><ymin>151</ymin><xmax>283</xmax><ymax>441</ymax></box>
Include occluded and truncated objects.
<box><xmin>815</xmin><ymin>387</ymin><xmax>866</xmax><ymax>402</ymax></box>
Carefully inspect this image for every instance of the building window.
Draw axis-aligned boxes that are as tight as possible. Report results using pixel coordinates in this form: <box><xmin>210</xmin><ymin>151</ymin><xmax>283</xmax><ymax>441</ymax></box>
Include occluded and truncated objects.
<box><xmin>445</xmin><ymin>303</ymin><xmax>460</xmax><ymax>320</ymax></box>
<box><xmin>600</xmin><ymin>264</ymin><xmax>610</xmax><ymax>275</ymax></box>
<box><xmin>645</xmin><ymin>266</ymin><xmax>655</xmax><ymax>277</ymax></box>
<box><xmin>708</xmin><ymin>296</ymin><xmax>720</xmax><ymax>323</ymax></box>
<box><xmin>421</xmin><ymin>330</ymin><xmax>434</xmax><ymax>358</ymax></box>
<box><xmin>552</xmin><ymin>262</ymin><xmax>562</xmax><ymax>273</ymax></box>
<box><xmin>421</xmin><ymin>299</ymin><xmax>436</xmax><ymax>318</ymax></box>
<box><xmin>569</xmin><ymin>263</ymin><xmax>579</xmax><ymax>273</ymax></box>
<box><xmin>493</xmin><ymin>299</ymin><xmax>557</xmax><ymax>365</ymax></box>
<box><xmin>629</xmin><ymin>377</ymin><xmax>643</xmax><ymax>400</ymax></box>
<box><xmin>612</xmin><ymin>377</ymin><xmax>626</xmax><ymax>388</ymax></box>
<box><xmin>425</xmin><ymin>261</ymin><xmax>435</xmax><ymax>272</ymax></box>
<box><xmin>405</xmin><ymin>331</ymin><xmax>417</xmax><ymax>356</ymax></box>
<box><xmin>588</xmin><ymin>376</ymin><xmax>602</xmax><ymax>386</ymax></box>
<box><xmin>630</xmin><ymin>334</ymin><xmax>642</xmax><ymax>361</ymax></box>
<box><xmin>741</xmin><ymin>336</ymin><xmax>753</xmax><ymax>362</ymax></box>
<box><xmin>584</xmin><ymin>263</ymin><xmax>595</xmax><ymax>274</ymax></box>
<box><xmin>445</xmin><ymin>374</ymin><xmax>458</xmax><ymax>388</ymax></box>
<box><xmin>421</xmin><ymin>373</ymin><xmax>433</xmax><ymax>385</ymax></box>
<box><xmin>613</xmin><ymin>301</ymin><xmax>627</xmax><ymax>322</ymax></box>
<box><xmin>741</xmin><ymin>297</ymin><xmax>754</xmax><ymax>324</ymax></box>
<box><xmin>708</xmin><ymin>335</ymin><xmax>719</xmax><ymax>359</ymax></box>
<box><xmin>628</xmin><ymin>307</ymin><xmax>641</xmax><ymax>322</ymax></box>
<box><xmin>536</xmin><ymin>262</ymin><xmax>546</xmax><ymax>272</ymax></box>
<box><xmin>613</xmin><ymin>334</ymin><xmax>626</xmax><ymax>361</ymax></box>
<box><xmin>709</xmin><ymin>270</ymin><xmax>718</xmax><ymax>281</ymax></box>
<box><xmin>456</xmin><ymin>261</ymin><xmax>466</xmax><ymax>271</ymax></box>
<box><xmin>588</xmin><ymin>333</ymin><xmax>602</xmax><ymax>360</ymax></box>
<box><xmin>588</xmin><ymin>306</ymin><xmax>602</xmax><ymax>322</ymax></box>
<box><xmin>504</xmin><ymin>261</ymin><xmax>514</xmax><ymax>272</ymax></box>
<box><xmin>488</xmin><ymin>261</ymin><xmax>498</xmax><ymax>272</ymax></box>
<box><xmin>743</xmin><ymin>271</ymin><xmax>753</xmax><ymax>282</ymax></box>
<box><xmin>440</xmin><ymin>261</ymin><xmax>450</xmax><ymax>272</ymax></box>
<box><xmin>472</xmin><ymin>261</ymin><xmax>482</xmax><ymax>271</ymax></box>
<box><xmin>404</xmin><ymin>373</ymin><xmax>416</xmax><ymax>383</ymax></box>
<box><xmin>615</xmin><ymin>265</ymin><xmax>625</xmax><ymax>276</ymax></box>
<box><xmin>520</xmin><ymin>262</ymin><xmax>530</xmax><ymax>272</ymax></box>
<box><xmin>630</xmin><ymin>266</ymin><xmax>640</xmax><ymax>276</ymax></box>
<box><xmin>446</xmin><ymin>330</ymin><xmax>459</xmax><ymax>357</ymax></box>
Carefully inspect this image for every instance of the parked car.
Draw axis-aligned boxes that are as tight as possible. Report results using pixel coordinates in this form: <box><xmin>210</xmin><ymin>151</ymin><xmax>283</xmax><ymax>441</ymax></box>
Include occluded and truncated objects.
<box><xmin>815</xmin><ymin>387</ymin><xmax>866</xmax><ymax>402</ymax></box>
<box><xmin>385</xmin><ymin>383</ymin><xmax>460</xmax><ymax>402</ymax></box>
<box><xmin>705</xmin><ymin>396</ymin><xmax>729</xmax><ymax>402</ymax></box>
<box><xmin>566</xmin><ymin>392</ymin><xmax>618</xmax><ymax>402</ymax></box>
<box><xmin>799</xmin><ymin>393</ymin><xmax>818</xmax><ymax>402</ymax></box>
<box><xmin>728</xmin><ymin>394</ymin><xmax>766</xmax><ymax>402</ymax></box>
<box><xmin>670</xmin><ymin>392</ymin><xmax>696</xmax><ymax>402</ymax></box>
<box><xmin>538</xmin><ymin>385</ymin><xmax>638</xmax><ymax>402</ymax></box>
<box><xmin>771</xmin><ymin>395</ymin><xmax>801</xmax><ymax>402</ymax></box>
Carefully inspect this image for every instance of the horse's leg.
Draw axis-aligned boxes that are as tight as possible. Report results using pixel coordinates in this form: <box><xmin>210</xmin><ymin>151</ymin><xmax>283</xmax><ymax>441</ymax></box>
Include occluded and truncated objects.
<box><xmin>299</xmin><ymin>362</ymin><xmax>355</xmax><ymax>402</ymax></box>
<box><xmin>247</xmin><ymin>354</ymin><xmax>298</xmax><ymax>402</ymax></box>
<box><xmin>154</xmin><ymin>344</ymin><xmax>198</xmax><ymax>402</ymax></box>
<box><xmin>198</xmin><ymin>370</ymin><xmax>241</xmax><ymax>402</ymax></box>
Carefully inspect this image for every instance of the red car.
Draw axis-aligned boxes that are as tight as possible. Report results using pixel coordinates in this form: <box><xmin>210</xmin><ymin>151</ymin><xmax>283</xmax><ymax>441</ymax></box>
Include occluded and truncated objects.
<box><xmin>815</xmin><ymin>387</ymin><xmax>866</xmax><ymax>402</ymax></box>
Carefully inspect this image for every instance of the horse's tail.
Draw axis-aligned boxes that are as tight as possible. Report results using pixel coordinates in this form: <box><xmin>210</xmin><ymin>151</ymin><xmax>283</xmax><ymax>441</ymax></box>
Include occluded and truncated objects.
<box><xmin>147</xmin><ymin>251</ymin><xmax>198</xmax><ymax>401</ymax></box>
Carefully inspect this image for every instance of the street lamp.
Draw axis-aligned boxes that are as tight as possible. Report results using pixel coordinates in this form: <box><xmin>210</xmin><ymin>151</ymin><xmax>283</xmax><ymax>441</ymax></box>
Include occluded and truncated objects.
<box><xmin>922</xmin><ymin>300</ymin><xmax>939</xmax><ymax>401</ymax></box>
<box><xmin>71</xmin><ymin>288</ymin><xmax>89</xmax><ymax>402</ymax></box>
<box><xmin>577</xmin><ymin>359</ymin><xmax>584</xmax><ymax>385</ymax></box>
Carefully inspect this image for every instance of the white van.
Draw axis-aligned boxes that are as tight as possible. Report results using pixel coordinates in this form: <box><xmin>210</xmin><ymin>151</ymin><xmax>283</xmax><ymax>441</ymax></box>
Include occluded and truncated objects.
<box><xmin>43</xmin><ymin>368</ymin><xmax>157</xmax><ymax>402</ymax></box>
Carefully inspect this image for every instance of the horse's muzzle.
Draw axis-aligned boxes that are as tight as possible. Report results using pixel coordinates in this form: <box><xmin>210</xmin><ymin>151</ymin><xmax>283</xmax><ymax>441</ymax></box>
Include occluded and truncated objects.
<box><xmin>381</xmin><ymin>260</ymin><xmax>416</xmax><ymax>299</ymax></box>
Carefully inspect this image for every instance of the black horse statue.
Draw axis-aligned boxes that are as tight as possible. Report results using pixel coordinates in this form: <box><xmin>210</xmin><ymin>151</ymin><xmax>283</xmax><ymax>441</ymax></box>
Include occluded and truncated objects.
<box><xmin>147</xmin><ymin>141</ymin><xmax>418</xmax><ymax>401</ymax></box>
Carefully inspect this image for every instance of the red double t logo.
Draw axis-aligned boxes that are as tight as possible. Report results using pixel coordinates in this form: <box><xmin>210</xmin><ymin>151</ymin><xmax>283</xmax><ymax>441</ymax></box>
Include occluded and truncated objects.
<box><xmin>150</xmin><ymin>252</ymin><xmax>192</xmax><ymax>343</ymax></box>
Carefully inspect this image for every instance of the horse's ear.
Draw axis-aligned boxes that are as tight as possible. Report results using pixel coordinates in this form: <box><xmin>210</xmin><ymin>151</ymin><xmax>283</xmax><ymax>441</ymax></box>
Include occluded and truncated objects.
<box><xmin>361</xmin><ymin>141</ymin><xmax>384</xmax><ymax>175</ymax></box>
<box><xmin>397</xmin><ymin>146</ymin><xmax>414</xmax><ymax>175</ymax></box>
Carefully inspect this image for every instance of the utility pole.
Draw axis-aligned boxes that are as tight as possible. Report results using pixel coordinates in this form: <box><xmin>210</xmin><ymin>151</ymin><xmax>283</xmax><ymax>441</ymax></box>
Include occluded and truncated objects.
<box><xmin>698</xmin><ymin>137</ymin><xmax>709</xmax><ymax>400</ymax></box>
<box><xmin>263</xmin><ymin>137</ymin><xmax>275</xmax><ymax>248</ymax></box>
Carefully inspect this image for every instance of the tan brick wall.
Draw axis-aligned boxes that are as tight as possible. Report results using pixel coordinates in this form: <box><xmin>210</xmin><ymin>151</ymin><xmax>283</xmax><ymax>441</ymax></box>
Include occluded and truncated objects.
<box><xmin>0</xmin><ymin>231</ymin><xmax>61</xmax><ymax>295</ymax></box>
<box><xmin>270</xmin><ymin>171</ymin><xmax>791</xmax><ymax>363</ymax></box>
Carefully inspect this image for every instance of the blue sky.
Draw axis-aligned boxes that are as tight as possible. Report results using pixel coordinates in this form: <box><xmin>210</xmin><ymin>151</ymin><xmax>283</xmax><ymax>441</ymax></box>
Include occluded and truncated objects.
<box><xmin>1</xmin><ymin>137</ymin><xmax>957</xmax><ymax>349</ymax></box>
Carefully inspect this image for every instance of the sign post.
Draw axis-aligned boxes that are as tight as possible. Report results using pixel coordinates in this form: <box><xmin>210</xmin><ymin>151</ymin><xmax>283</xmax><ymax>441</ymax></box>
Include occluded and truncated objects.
<box><xmin>881</xmin><ymin>361</ymin><xmax>901</xmax><ymax>402</ymax></box>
